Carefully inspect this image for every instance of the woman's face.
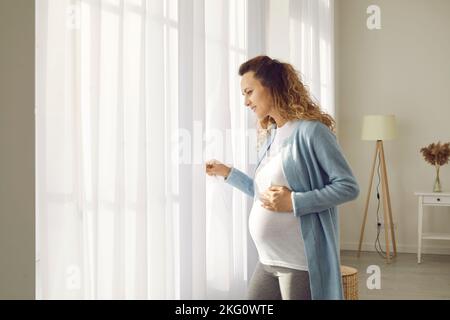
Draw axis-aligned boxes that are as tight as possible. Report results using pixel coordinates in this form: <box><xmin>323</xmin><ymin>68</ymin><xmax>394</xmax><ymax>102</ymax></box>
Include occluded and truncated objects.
<box><xmin>240</xmin><ymin>71</ymin><xmax>273</xmax><ymax>120</ymax></box>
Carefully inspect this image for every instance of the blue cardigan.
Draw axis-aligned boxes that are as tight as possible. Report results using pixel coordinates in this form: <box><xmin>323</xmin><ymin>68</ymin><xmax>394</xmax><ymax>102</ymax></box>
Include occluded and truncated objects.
<box><xmin>224</xmin><ymin>120</ymin><xmax>360</xmax><ymax>300</ymax></box>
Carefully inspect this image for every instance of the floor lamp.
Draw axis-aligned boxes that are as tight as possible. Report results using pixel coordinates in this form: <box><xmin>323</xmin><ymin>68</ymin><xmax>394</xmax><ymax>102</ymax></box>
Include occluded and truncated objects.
<box><xmin>357</xmin><ymin>115</ymin><xmax>397</xmax><ymax>263</ymax></box>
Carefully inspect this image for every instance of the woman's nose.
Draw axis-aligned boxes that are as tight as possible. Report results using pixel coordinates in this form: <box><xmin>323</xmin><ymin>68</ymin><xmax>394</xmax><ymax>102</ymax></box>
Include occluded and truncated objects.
<box><xmin>245</xmin><ymin>98</ymin><xmax>252</xmax><ymax>107</ymax></box>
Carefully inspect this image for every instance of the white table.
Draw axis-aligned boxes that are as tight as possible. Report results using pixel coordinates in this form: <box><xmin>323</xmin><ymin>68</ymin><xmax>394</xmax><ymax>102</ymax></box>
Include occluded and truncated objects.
<box><xmin>415</xmin><ymin>192</ymin><xmax>450</xmax><ymax>263</ymax></box>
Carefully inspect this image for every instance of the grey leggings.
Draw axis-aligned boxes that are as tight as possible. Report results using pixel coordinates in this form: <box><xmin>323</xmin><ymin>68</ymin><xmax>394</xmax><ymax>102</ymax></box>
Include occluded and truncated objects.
<box><xmin>247</xmin><ymin>261</ymin><xmax>311</xmax><ymax>300</ymax></box>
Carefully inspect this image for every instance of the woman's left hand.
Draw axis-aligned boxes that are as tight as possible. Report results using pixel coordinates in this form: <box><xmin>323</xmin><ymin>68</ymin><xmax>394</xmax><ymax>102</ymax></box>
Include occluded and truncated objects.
<box><xmin>260</xmin><ymin>186</ymin><xmax>294</xmax><ymax>213</ymax></box>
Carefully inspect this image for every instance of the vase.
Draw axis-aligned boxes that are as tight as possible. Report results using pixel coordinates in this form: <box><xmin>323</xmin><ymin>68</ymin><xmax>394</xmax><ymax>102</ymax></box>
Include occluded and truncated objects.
<box><xmin>433</xmin><ymin>165</ymin><xmax>442</xmax><ymax>193</ymax></box>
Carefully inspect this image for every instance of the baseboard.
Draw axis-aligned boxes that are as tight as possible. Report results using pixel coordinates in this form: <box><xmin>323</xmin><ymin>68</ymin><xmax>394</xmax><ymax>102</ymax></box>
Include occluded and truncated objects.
<box><xmin>341</xmin><ymin>242</ymin><xmax>450</xmax><ymax>255</ymax></box>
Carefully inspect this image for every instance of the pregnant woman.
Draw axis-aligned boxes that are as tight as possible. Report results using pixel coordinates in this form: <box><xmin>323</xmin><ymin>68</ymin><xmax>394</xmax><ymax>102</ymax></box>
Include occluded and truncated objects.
<box><xmin>205</xmin><ymin>55</ymin><xmax>359</xmax><ymax>300</ymax></box>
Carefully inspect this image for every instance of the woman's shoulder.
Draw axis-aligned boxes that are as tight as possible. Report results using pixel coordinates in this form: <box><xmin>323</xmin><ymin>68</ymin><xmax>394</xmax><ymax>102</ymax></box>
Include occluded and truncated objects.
<box><xmin>292</xmin><ymin>119</ymin><xmax>330</xmax><ymax>136</ymax></box>
<box><xmin>289</xmin><ymin>120</ymin><xmax>335</xmax><ymax>147</ymax></box>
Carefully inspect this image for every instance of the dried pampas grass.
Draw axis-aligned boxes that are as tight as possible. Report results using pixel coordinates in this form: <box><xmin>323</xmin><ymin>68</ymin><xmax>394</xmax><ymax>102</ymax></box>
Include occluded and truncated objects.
<box><xmin>420</xmin><ymin>142</ymin><xmax>450</xmax><ymax>166</ymax></box>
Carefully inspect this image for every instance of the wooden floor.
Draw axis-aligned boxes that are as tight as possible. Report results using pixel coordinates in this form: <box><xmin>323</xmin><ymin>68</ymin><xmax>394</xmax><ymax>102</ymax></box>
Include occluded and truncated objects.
<box><xmin>340</xmin><ymin>250</ymin><xmax>450</xmax><ymax>300</ymax></box>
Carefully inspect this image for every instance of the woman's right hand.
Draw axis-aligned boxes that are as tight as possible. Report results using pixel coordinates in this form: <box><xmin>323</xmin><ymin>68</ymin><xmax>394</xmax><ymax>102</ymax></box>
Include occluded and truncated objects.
<box><xmin>205</xmin><ymin>159</ymin><xmax>232</xmax><ymax>179</ymax></box>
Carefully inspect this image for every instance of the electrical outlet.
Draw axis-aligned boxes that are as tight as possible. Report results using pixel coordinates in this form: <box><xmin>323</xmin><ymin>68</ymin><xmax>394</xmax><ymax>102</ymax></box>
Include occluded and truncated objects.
<box><xmin>376</xmin><ymin>221</ymin><xmax>397</xmax><ymax>230</ymax></box>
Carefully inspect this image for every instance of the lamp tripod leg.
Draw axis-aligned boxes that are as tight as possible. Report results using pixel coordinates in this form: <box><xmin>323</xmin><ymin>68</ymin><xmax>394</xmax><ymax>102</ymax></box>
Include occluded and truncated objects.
<box><xmin>379</xmin><ymin>141</ymin><xmax>397</xmax><ymax>258</ymax></box>
<box><xmin>358</xmin><ymin>143</ymin><xmax>379</xmax><ymax>257</ymax></box>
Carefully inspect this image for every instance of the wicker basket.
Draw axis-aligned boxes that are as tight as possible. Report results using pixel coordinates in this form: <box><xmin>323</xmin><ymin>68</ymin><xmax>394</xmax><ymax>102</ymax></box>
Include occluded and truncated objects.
<box><xmin>341</xmin><ymin>265</ymin><xmax>358</xmax><ymax>300</ymax></box>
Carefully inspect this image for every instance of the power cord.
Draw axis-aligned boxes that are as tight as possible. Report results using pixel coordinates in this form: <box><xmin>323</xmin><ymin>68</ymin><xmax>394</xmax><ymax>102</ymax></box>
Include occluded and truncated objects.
<box><xmin>374</xmin><ymin>151</ymin><xmax>394</xmax><ymax>260</ymax></box>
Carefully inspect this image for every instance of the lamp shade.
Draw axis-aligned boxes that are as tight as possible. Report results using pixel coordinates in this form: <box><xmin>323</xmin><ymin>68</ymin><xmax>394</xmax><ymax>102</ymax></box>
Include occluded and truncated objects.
<box><xmin>361</xmin><ymin>115</ymin><xmax>397</xmax><ymax>141</ymax></box>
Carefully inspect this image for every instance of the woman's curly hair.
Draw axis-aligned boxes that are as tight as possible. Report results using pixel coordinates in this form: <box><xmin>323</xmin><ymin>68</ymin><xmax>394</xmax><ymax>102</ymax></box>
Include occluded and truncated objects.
<box><xmin>238</xmin><ymin>55</ymin><xmax>336</xmax><ymax>137</ymax></box>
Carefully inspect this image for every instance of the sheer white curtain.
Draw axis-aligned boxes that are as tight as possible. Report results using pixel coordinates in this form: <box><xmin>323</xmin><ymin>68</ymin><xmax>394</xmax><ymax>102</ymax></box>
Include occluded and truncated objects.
<box><xmin>36</xmin><ymin>0</ymin><xmax>258</xmax><ymax>300</ymax></box>
<box><xmin>266</xmin><ymin>0</ymin><xmax>335</xmax><ymax>117</ymax></box>
<box><xmin>289</xmin><ymin>0</ymin><xmax>335</xmax><ymax>117</ymax></box>
<box><xmin>36</xmin><ymin>0</ymin><xmax>334</xmax><ymax>300</ymax></box>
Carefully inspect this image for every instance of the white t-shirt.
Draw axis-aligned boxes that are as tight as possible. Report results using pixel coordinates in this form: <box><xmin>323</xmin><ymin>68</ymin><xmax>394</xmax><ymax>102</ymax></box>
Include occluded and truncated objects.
<box><xmin>249</xmin><ymin>120</ymin><xmax>308</xmax><ymax>271</ymax></box>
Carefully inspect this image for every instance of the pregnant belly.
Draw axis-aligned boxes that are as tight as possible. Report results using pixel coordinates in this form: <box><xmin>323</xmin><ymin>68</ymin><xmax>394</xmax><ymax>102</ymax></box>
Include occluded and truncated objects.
<box><xmin>249</xmin><ymin>200</ymin><xmax>300</xmax><ymax>242</ymax></box>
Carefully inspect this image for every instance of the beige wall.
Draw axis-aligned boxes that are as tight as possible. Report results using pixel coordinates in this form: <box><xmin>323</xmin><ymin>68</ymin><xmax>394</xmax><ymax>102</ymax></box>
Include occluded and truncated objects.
<box><xmin>0</xmin><ymin>0</ymin><xmax>35</xmax><ymax>298</ymax></box>
<box><xmin>336</xmin><ymin>0</ymin><xmax>450</xmax><ymax>254</ymax></box>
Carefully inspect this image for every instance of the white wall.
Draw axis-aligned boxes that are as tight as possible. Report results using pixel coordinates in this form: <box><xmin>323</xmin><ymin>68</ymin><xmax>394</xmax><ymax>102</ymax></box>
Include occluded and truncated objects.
<box><xmin>336</xmin><ymin>0</ymin><xmax>450</xmax><ymax>254</ymax></box>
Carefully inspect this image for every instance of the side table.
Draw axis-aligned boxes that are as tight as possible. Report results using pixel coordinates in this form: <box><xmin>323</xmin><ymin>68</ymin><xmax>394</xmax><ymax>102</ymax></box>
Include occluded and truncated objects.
<box><xmin>415</xmin><ymin>192</ymin><xmax>450</xmax><ymax>263</ymax></box>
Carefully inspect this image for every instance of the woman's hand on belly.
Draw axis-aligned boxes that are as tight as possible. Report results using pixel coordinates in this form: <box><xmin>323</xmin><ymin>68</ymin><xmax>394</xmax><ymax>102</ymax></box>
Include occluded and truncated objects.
<box><xmin>260</xmin><ymin>186</ymin><xmax>293</xmax><ymax>213</ymax></box>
